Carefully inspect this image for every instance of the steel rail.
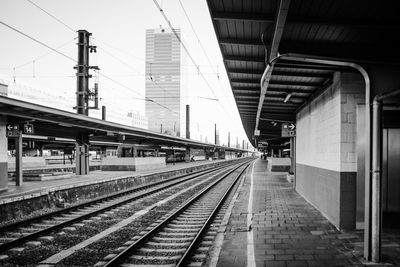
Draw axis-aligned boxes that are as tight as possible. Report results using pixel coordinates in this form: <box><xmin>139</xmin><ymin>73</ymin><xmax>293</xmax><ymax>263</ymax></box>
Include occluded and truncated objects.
<box><xmin>102</xmin><ymin>159</ymin><xmax>252</xmax><ymax>267</ymax></box>
<box><xmin>0</xmin><ymin>162</ymin><xmax>237</xmax><ymax>252</ymax></box>
<box><xmin>177</xmin><ymin>162</ymin><xmax>250</xmax><ymax>266</ymax></box>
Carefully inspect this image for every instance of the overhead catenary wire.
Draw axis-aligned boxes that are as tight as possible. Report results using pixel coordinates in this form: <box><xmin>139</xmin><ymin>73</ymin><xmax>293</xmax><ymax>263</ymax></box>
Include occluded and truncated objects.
<box><xmin>152</xmin><ymin>0</ymin><xmax>219</xmax><ymax>102</ymax></box>
<box><xmin>98</xmin><ymin>71</ymin><xmax>178</xmax><ymax>115</ymax></box>
<box><xmin>0</xmin><ymin>20</ymin><xmax>76</xmax><ymax>63</ymax></box>
<box><xmin>177</xmin><ymin>0</ymin><xmax>218</xmax><ymax>78</ymax></box>
<box><xmin>92</xmin><ymin>37</ymin><xmax>145</xmax><ymax>63</ymax></box>
<box><xmin>97</xmin><ymin>46</ymin><xmax>143</xmax><ymax>75</ymax></box>
<box><xmin>0</xmin><ymin>18</ymin><xmax>177</xmax><ymax>116</ymax></box>
<box><xmin>153</xmin><ymin>0</ymin><xmax>239</xmax><ymax>127</ymax></box>
<box><xmin>9</xmin><ymin>0</ymin><xmax>219</xmax><ymax>123</ymax></box>
<box><xmin>91</xmin><ymin>39</ymin><xmax>185</xmax><ymax>117</ymax></box>
<box><xmin>15</xmin><ymin>38</ymin><xmax>76</xmax><ymax>69</ymax></box>
<box><xmin>25</xmin><ymin>0</ymin><xmax>75</xmax><ymax>33</ymax></box>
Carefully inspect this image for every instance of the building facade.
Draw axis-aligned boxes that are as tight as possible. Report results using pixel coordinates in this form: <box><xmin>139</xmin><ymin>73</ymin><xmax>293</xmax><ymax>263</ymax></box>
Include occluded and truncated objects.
<box><xmin>145</xmin><ymin>27</ymin><xmax>182</xmax><ymax>136</ymax></box>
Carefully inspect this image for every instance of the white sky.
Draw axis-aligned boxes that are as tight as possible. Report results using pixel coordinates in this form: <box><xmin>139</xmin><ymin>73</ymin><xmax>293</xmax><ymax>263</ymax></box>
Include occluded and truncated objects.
<box><xmin>0</xmin><ymin>0</ymin><xmax>253</xmax><ymax>149</ymax></box>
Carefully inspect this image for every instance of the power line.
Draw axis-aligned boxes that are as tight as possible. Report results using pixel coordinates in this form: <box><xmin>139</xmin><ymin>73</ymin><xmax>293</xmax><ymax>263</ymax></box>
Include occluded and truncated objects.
<box><xmin>91</xmin><ymin>39</ymin><xmax>185</xmax><ymax>117</ymax></box>
<box><xmin>16</xmin><ymin>38</ymin><xmax>76</xmax><ymax>69</ymax></box>
<box><xmin>92</xmin><ymin>37</ymin><xmax>145</xmax><ymax>63</ymax></box>
<box><xmin>0</xmin><ymin>19</ymin><xmax>180</xmax><ymax>117</ymax></box>
<box><xmin>152</xmin><ymin>0</ymin><xmax>219</xmax><ymax>102</ymax></box>
<box><xmin>98</xmin><ymin>71</ymin><xmax>179</xmax><ymax>115</ymax></box>
<box><xmin>176</xmin><ymin>0</ymin><xmax>236</xmax><ymax>123</ymax></box>
<box><xmin>0</xmin><ymin>20</ymin><xmax>76</xmax><ymax>63</ymax></box>
<box><xmin>25</xmin><ymin>0</ymin><xmax>75</xmax><ymax>33</ymax></box>
<box><xmin>98</xmin><ymin>71</ymin><xmax>143</xmax><ymax>97</ymax></box>
<box><xmin>177</xmin><ymin>0</ymin><xmax>218</xmax><ymax>77</ymax></box>
<box><xmin>97</xmin><ymin>46</ymin><xmax>143</xmax><ymax>75</ymax></box>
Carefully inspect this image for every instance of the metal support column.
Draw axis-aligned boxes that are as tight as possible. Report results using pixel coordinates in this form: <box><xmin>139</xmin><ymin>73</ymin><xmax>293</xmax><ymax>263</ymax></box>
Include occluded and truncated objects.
<box><xmin>185</xmin><ymin>147</ymin><xmax>190</xmax><ymax>162</ymax></box>
<box><xmin>75</xmin><ymin>30</ymin><xmax>91</xmax><ymax>175</ymax></box>
<box><xmin>186</xmin><ymin>105</ymin><xmax>190</xmax><ymax>139</ymax></box>
<box><xmin>102</xmin><ymin>105</ymin><xmax>106</xmax><ymax>120</ymax></box>
<box><xmin>371</xmin><ymin>100</ymin><xmax>382</xmax><ymax>262</ymax></box>
<box><xmin>228</xmin><ymin>132</ymin><xmax>230</xmax><ymax>147</ymax></box>
<box><xmin>76</xmin><ymin>133</ymin><xmax>89</xmax><ymax>175</ymax></box>
<box><xmin>369</xmin><ymin>88</ymin><xmax>400</xmax><ymax>262</ymax></box>
<box><xmin>15</xmin><ymin>131</ymin><xmax>23</xmax><ymax>186</ymax></box>
<box><xmin>76</xmin><ymin>30</ymin><xmax>91</xmax><ymax>116</ymax></box>
<box><xmin>290</xmin><ymin>137</ymin><xmax>294</xmax><ymax>173</ymax></box>
<box><xmin>214</xmin><ymin>124</ymin><xmax>217</xmax><ymax>145</ymax></box>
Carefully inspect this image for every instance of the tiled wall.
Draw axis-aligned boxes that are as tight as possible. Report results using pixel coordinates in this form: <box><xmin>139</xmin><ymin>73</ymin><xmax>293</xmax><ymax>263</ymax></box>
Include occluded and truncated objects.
<box><xmin>295</xmin><ymin>72</ymin><xmax>364</xmax><ymax>230</ymax></box>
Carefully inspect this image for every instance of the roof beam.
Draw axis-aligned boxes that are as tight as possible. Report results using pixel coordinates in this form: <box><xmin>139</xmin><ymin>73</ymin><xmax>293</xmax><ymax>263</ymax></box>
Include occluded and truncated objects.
<box><xmin>267</xmin><ymin>88</ymin><xmax>314</xmax><ymax>94</ymax></box>
<box><xmin>275</xmin><ymin>62</ymin><xmax>345</xmax><ymax>71</ymax></box>
<box><xmin>228</xmin><ymin>68</ymin><xmax>332</xmax><ymax>79</ymax></box>
<box><xmin>220</xmin><ymin>38</ymin><xmax>262</xmax><ymax>46</ymax></box>
<box><xmin>256</xmin><ymin>0</ymin><xmax>291</xmax><ymax>133</ymax></box>
<box><xmin>228</xmin><ymin>68</ymin><xmax>264</xmax><ymax>75</ymax></box>
<box><xmin>213</xmin><ymin>12</ymin><xmax>275</xmax><ymax>23</ymax></box>
<box><xmin>213</xmin><ymin>12</ymin><xmax>400</xmax><ymax>29</ymax></box>
<box><xmin>224</xmin><ymin>56</ymin><xmax>265</xmax><ymax>63</ymax></box>
<box><xmin>232</xmin><ymin>89</ymin><xmax>260</xmax><ymax>94</ymax></box>
<box><xmin>272</xmin><ymin>70</ymin><xmax>331</xmax><ymax>79</ymax></box>
<box><xmin>232</xmin><ymin>78</ymin><xmax>323</xmax><ymax>87</ymax></box>
<box><xmin>279</xmin><ymin>42</ymin><xmax>400</xmax><ymax>63</ymax></box>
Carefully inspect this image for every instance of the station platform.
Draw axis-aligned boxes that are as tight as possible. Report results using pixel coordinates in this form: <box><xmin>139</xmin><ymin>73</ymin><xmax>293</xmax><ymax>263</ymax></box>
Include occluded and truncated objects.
<box><xmin>0</xmin><ymin>159</ymin><xmax>229</xmax><ymax>201</ymax></box>
<box><xmin>0</xmin><ymin>159</ymin><xmax>236</xmax><ymax>223</ymax></box>
<box><xmin>215</xmin><ymin>159</ymin><xmax>400</xmax><ymax>267</ymax></box>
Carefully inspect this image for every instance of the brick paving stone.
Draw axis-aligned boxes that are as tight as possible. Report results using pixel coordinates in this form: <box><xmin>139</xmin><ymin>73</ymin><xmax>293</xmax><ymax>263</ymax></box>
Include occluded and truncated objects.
<box><xmin>215</xmin><ymin>159</ymin><xmax>370</xmax><ymax>267</ymax></box>
<box><xmin>286</xmin><ymin>260</ymin><xmax>308</xmax><ymax>267</ymax></box>
<box><xmin>264</xmin><ymin>260</ymin><xmax>287</xmax><ymax>267</ymax></box>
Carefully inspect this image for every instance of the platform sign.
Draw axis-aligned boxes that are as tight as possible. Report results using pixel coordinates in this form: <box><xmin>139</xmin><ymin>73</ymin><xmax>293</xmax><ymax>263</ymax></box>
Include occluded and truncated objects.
<box><xmin>282</xmin><ymin>123</ymin><xmax>296</xmax><ymax>137</ymax></box>
<box><xmin>6</xmin><ymin>124</ymin><xmax>20</xmax><ymax>138</ymax></box>
<box><xmin>23</xmin><ymin>123</ymin><xmax>34</xmax><ymax>134</ymax></box>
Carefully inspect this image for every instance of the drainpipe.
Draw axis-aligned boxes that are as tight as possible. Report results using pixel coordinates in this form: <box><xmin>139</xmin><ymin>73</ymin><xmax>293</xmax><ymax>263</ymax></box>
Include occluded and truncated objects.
<box><xmin>371</xmin><ymin>88</ymin><xmax>400</xmax><ymax>262</ymax></box>
<box><xmin>259</xmin><ymin>52</ymin><xmax>372</xmax><ymax>260</ymax></box>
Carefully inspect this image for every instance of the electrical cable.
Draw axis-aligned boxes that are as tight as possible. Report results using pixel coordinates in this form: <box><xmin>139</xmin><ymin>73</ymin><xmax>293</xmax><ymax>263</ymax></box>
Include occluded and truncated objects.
<box><xmin>98</xmin><ymin>71</ymin><xmax>179</xmax><ymax>115</ymax></box>
<box><xmin>97</xmin><ymin>46</ymin><xmax>143</xmax><ymax>75</ymax></box>
<box><xmin>25</xmin><ymin>0</ymin><xmax>75</xmax><ymax>33</ymax></box>
<box><xmin>91</xmin><ymin>39</ymin><xmax>185</xmax><ymax>117</ymax></box>
<box><xmin>92</xmin><ymin>37</ymin><xmax>145</xmax><ymax>63</ymax></box>
<box><xmin>177</xmin><ymin>0</ymin><xmax>237</xmax><ymax>123</ymax></box>
<box><xmin>152</xmin><ymin>0</ymin><xmax>219</xmax><ymax>101</ymax></box>
<box><xmin>0</xmin><ymin>20</ymin><xmax>76</xmax><ymax>63</ymax></box>
<box><xmin>177</xmin><ymin>0</ymin><xmax>218</xmax><ymax>77</ymax></box>
<box><xmin>153</xmin><ymin>0</ymin><xmax>239</xmax><ymax>129</ymax></box>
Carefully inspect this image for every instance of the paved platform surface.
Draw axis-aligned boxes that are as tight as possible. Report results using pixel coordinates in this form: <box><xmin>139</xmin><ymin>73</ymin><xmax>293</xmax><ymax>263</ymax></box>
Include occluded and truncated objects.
<box><xmin>0</xmin><ymin>159</ymin><xmax>222</xmax><ymax>201</ymax></box>
<box><xmin>217</xmin><ymin>159</ymin><xmax>400</xmax><ymax>267</ymax></box>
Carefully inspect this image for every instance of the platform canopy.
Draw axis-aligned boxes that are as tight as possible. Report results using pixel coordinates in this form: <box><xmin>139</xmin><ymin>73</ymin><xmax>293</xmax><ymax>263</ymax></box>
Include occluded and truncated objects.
<box><xmin>0</xmin><ymin>96</ymin><xmax>246</xmax><ymax>152</ymax></box>
<box><xmin>206</xmin><ymin>0</ymin><xmax>400</xmax><ymax>146</ymax></box>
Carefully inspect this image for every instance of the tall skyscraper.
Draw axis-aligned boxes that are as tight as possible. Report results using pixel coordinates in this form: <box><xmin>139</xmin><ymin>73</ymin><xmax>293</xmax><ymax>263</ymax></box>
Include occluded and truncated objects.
<box><xmin>145</xmin><ymin>27</ymin><xmax>182</xmax><ymax>136</ymax></box>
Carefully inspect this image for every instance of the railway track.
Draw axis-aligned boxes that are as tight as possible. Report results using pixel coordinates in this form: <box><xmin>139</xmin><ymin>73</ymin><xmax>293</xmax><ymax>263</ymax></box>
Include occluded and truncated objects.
<box><xmin>100</xmin><ymin>161</ymin><xmax>250</xmax><ymax>267</ymax></box>
<box><xmin>0</xmin><ymin>162</ymin><xmax>239</xmax><ymax>253</ymax></box>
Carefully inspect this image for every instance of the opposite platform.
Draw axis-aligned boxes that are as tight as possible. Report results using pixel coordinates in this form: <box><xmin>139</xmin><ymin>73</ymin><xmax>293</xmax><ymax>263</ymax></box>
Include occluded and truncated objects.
<box><xmin>0</xmin><ymin>159</ymin><xmax>236</xmax><ymax>223</ymax></box>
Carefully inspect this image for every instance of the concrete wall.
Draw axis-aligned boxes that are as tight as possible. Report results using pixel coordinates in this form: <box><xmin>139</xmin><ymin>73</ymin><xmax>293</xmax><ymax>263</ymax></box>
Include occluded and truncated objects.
<box><xmin>134</xmin><ymin>157</ymin><xmax>166</xmax><ymax>171</ymax></box>
<box><xmin>8</xmin><ymin>157</ymin><xmax>47</xmax><ymax>170</ymax></box>
<box><xmin>296</xmin><ymin>72</ymin><xmax>364</xmax><ymax>230</ymax></box>
<box><xmin>101</xmin><ymin>157</ymin><xmax>166</xmax><ymax>171</ymax></box>
<box><xmin>269</xmin><ymin>157</ymin><xmax>291</xmax><ymax>172</ymax></box>
<box><xmin>0</xmin><ymin>158</ymin><xmax>246</xmax><ymax>222</ymax></box>
<box><xmin>0</xmin><ymin>116</ymin><xmax>7</xmax><ymax>192</ymax></box>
